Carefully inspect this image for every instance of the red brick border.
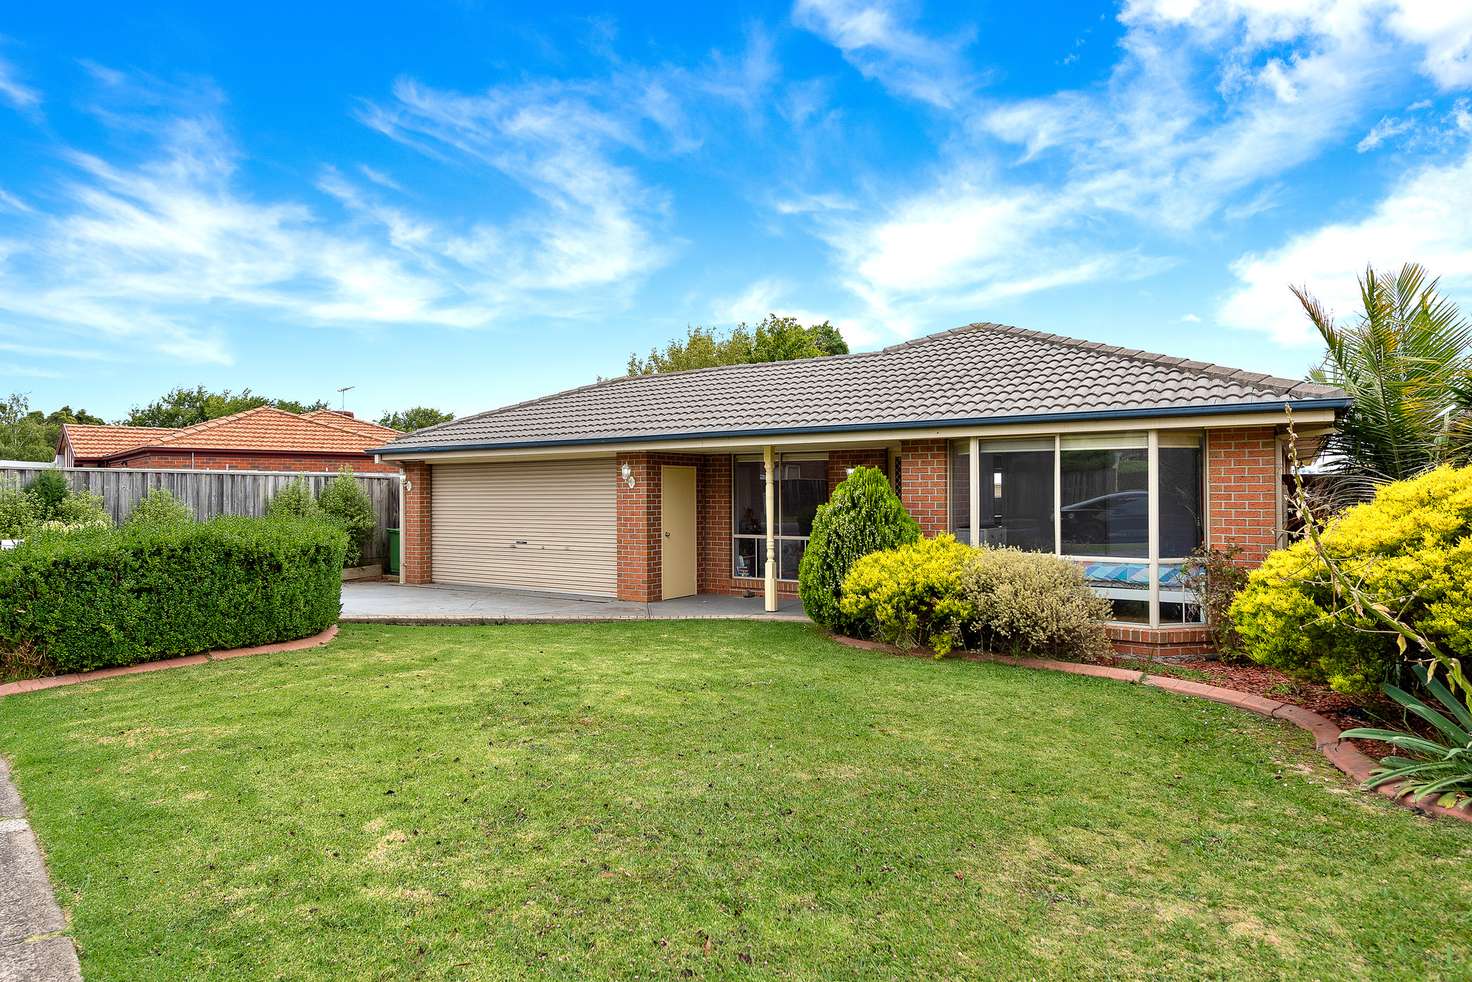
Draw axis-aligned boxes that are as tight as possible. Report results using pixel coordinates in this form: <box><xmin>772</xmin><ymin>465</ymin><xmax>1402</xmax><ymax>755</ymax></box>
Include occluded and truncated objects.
<box><xmin>0</xmin><ymin>626</ymin><xmax>339</xmax><ymax>699</ymax></box>
<box><xmin>832</xmin><ymin>635</ymin><xmax>1471</xmax><ymax>824</ymax></box>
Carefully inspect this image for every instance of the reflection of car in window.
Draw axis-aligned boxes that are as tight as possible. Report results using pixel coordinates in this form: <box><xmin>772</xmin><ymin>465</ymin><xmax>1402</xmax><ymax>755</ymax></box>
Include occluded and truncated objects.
<box><xmin>1061</xmin><ymin>490</ymin><xmax>1147</xmax><ymax>548</ymax></box>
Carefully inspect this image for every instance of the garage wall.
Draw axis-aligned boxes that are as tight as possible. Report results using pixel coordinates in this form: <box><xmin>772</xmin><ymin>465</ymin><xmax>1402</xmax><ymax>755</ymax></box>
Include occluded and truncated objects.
<box><xmin>431</xmin><ymin>458</ymin><xmax>618</xmax><ymax>597</ymax></box>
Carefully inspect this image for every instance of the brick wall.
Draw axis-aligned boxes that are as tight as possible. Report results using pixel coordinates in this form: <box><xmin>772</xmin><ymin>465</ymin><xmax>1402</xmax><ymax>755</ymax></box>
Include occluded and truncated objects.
<box><xmin>1205</xmin><ymin>427</ymin><xmax>1281</xmax><ymax>564</ymax></box>
<box><xmin>615</xmin><ymin>452</ymin><xmax>705</xmax><ymax>602</ymax></box>
<box><xmin>897</xmin><ymin>439</ymin><xmax>948</xmax><ymax>536</ymax></box>
<box><xmin>104</xmin><ymin>451</ymin><xmax>398</xmax><ymax>473</ymax></box>
<box><xmin>401</xmin><ymin>461</ymin><xmax>432</xmax><ymax>585</ymax></box>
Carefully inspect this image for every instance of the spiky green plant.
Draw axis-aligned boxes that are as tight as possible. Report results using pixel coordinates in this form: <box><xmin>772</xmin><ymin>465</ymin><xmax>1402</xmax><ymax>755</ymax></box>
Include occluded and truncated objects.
<box><xmin>1296</xmin><ymin>263</ymin><xmax>1472</xmax><ymax>490</ymax></box>
<box><xmin>1341</xmin><ymin>665</ymin><xmax>1472</xmax><ymax>811</ymax></box>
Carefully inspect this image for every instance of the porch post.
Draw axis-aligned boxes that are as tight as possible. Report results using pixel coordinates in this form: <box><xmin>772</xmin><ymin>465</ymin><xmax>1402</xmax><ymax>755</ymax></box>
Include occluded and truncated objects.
<box><xmin>763</xmin><ymin>445</ymin><xmax>777</xmax><ymax>612</ymax></box>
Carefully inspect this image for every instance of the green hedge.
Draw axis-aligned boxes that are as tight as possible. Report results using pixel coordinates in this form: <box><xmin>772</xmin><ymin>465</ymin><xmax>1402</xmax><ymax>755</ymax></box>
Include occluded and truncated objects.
<box><xmin>0</xmin><ymin>516</ymin><xmax>346</xmax><ymax>674</ymax></box>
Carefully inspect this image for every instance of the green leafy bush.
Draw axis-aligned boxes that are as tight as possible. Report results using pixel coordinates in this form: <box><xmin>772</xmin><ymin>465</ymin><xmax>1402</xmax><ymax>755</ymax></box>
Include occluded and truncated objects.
<box><xmin>0</xmin><ymin>516</ymin><xmax>345</xmax><ymax>674</ymax></box>
<box><xmin>124</xmin><ymin>488</ymin><xmax>195</xmax><ymax>530</ymax></box>
<box><xmin>49</xmin><ymin>488</ymin><xmax>109</xmax><ymax>529</ymax></box>
<box><xmin>0</xmin><ymin>485</ymin><xmax>41</xmax><ymax>538</ymax></box>
<box><xmin>839</xmin><ymin>534</ymin><xmax>973</xmax><ymax>656</ymax></box>
<box><xmin>1230</xmin><ymin>465</ymin><xmax>1472</xmax><ymax>696</ymax></box>
<box><xmin>961</xmin><ymin>547</ymin><xmax>1113</xmax><ymax>660</ymax></box>
<box><xmin>24</xmin><ymin>470</ymin><xmax>70</xmax><ymax>518</ymax></box>
<box><xmin>266</xmin><ymin>477</ymin><xmax>321</xmax><ymax>521</ymax></box>
<box><xmin>317</xmin><ymin>469</ymin><xmax>375</xmax><ymax>567</ymax></box>
<box><xmin>798</xmin><ymin>465</ymin><xmax>920</xmax><ymax>632</ymax></box>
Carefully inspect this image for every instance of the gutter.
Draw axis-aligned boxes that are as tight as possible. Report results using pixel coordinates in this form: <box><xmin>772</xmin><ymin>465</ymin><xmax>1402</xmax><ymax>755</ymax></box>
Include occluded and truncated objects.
<box><xmin>368</xmin><ymin>397</ymin><xmax>1352</xmax><ymax>458</ymax></box>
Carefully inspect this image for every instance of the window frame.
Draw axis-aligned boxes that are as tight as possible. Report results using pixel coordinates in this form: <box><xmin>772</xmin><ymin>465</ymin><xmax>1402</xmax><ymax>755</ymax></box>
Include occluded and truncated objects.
<box><xmin>731</xmin><ymin>453</ymin><xmax>828</xmax><ymax>582</ymax></box>
<box><xmin>949</xmin><ymin>430</ymin><xmax>1208</xmax><ymax>627</ymax></box>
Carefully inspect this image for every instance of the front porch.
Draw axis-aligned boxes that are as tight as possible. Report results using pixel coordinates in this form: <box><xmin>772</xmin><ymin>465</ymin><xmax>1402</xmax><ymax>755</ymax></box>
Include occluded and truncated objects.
<box><xmin>341</xmin><ymin>580</ymin><xmax>807</xmax><ymax>624</ymax></box>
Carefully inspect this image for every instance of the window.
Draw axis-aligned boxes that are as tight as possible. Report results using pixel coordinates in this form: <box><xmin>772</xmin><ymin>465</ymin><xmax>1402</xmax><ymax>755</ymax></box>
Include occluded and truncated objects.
<box><xmin>732</xmin><ymin>456</ymin><xmax>827</xmax><ymax>580</ymax></box>
<box><xmin>1060</xmin><ymin>434</ymin><xmax>1148</xmax><ymax>559</ymax></box>
<box><xmin>980</xmin><ymin>439</ymin><xmax>1056</xmax><ymax>551</ymax></box>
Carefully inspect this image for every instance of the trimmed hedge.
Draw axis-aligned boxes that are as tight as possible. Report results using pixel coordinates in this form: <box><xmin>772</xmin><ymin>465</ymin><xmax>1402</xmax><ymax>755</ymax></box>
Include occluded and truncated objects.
<box><xmin>0</xmin><ymin>516</ymin><xmax>345</xmax><ymax>674</ymax></box>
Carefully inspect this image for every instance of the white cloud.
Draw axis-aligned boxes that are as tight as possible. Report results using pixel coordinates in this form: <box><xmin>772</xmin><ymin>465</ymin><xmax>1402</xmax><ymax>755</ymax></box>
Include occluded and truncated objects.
<box><xmin>1357</xmin><ymin>114</ymin><xmax>1417</xmax><ymax>151</ymax></box>
<box><xmin>711</xmin><ymin>277</ymin><xmax>791</xmax><ymax>324</ymax></box>
<box><xmin>792</xmin><ymin>0</ymin><xmax>974</xmax><ymax>108</ymax></box>
<box><xmin>0</xmin><ymin>55</ymin><xmax>40</xmax><ymax>114</ymax></box>
<box><xmin>1219</xmin><ymin>147</ymin><xmax>1472</xmax><ymax>343</ymax></box>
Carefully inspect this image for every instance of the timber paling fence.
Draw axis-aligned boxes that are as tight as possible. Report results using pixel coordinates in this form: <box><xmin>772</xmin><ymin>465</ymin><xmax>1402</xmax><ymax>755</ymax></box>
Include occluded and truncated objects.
<box><xmin>0</xmin><ymin>465</ymin><xmax>400</xmax><ymax>563</ymax></box>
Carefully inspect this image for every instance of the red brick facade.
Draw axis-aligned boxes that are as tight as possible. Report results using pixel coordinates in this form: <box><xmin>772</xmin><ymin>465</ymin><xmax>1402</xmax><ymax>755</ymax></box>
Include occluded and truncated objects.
<box><xmin>897</xmin><ymin>439</ymin><xmax>949</xmax><ymax>536</ymax></box>
<box><xmin>106</xmin><ymin>450</ymin><xmax>398</xmax><ymax>473</ymax></box>
<box><xmin>1205</xmin><ymin>427</ymin><xmax>1282</xmax><ymax>564</ymax></box>
<box><xmin>396</xmin><ymin>425</ymin><xmax>1288</xmax><ymax>655</ymax></box>
<box><xmin>400</xmin><ymin>461</ymin><xmax>432</xmax><ymax>585</ymax></box>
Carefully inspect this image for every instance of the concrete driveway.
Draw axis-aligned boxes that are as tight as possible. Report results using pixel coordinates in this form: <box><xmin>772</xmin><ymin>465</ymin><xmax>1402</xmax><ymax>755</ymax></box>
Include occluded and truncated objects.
<box><xmin>341</xmin><ymin>581</ymin><xmax>808</xmax><ymax>624</ymax></box>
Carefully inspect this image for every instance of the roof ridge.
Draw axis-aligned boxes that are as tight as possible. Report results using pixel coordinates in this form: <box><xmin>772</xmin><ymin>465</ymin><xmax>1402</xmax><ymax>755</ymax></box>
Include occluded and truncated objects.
<box><xmin>151</xmin><ymin>404</ymin><xmax>291</xmax><ymax>447</ymax></box>
<box><xmin>434</xmin><ymin>323</ymin><xmax>992</xmax><ymax>433</ymax></box>
<box><xmin>972</xmin><ymin>323</ymin><xmax>1319</xmax><ymax>397</ymax></box>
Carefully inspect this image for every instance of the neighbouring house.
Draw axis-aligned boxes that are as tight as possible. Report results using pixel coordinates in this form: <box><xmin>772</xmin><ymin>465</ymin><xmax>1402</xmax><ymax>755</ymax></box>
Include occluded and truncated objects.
<box><xmin>58</xmin><ymin>406</ymin><xmax>401</xmax><ymax>473</ymax></box>
<box><xmin>372</xmin><ymin>323</ymin><xmax>1350</xmax><ymax>655</ymax></box>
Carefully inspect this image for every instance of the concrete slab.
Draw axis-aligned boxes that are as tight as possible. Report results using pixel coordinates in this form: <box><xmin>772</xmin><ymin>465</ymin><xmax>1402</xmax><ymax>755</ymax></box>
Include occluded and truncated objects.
<box><xmin>0</xmin><ymin>936</ymin><xmax>81</xmax><ymax>982</ymax></box>
<box><xmin>0</xmin><ymin>757</ymin><xmax>79</xmax><ymax>982</ymax></box>
<box><xmin>341</xmin><ymin>581</ymin><xmax>808</xmax><ymax>624</ymax></box>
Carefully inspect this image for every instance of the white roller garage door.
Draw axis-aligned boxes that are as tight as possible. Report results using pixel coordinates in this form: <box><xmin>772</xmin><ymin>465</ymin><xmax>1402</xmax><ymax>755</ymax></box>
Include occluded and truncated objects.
<box><xmin>431</xmin><ymin>458</ymin><xmax>618</xmax><ymax>597</ymax></box>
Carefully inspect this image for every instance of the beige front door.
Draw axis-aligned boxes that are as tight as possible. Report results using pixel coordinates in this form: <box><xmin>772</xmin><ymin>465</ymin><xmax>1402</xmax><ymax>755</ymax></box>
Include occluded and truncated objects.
<box><xmin>661</xmin><ymin>465</ymin><xmax>697</xmax><ymax>600</ymax></box>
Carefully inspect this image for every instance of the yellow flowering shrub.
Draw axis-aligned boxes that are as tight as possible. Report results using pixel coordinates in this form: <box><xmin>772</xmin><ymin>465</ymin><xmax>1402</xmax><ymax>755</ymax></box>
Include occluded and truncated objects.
<box><xmin>1229</xmin><ymin>465</ymin><xmax>1472</xmax><ymax>695</ymax></box>
<box><xmin>839</xmin><ymin>534</ymin><xmax>974</xmax><ymax>656</ymax></box>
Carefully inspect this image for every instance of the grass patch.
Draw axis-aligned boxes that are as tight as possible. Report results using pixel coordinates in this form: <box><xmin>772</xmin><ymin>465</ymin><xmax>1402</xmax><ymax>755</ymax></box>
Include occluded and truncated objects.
<box><xmin>2</xmin><ymin>622</ymin><xmax>1468</xmax><ymax>979</ymax></box>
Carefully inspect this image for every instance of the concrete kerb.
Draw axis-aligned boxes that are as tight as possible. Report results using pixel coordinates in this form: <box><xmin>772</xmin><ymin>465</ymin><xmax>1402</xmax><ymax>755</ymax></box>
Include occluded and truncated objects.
<box><xmin>0</xmin><ymin>757</ymin><xmax>81</xmax><ymax>982</ymax></box>
<box><xmin>833</xmin><ymin>635</ymin><xmax>1472</xmax><ymax>825</ymax></box>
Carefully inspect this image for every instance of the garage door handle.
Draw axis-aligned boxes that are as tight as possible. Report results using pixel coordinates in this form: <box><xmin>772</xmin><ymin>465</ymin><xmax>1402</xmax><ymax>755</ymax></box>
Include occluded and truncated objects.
<box><xmin>511</xmin><ymin>540</ymin><xmax>527</xmax><ymax>546</ymax></box>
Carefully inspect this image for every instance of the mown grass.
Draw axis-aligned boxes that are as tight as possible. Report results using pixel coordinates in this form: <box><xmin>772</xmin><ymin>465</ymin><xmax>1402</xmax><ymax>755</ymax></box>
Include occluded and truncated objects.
<box><xmin>1</xmin><ymin>621</ymin><xmax>1468</xmax><ymax>980</ymax></box>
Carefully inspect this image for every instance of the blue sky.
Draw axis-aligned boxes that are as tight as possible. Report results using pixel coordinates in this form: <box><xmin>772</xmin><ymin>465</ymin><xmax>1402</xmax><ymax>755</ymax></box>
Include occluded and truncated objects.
<box><xmin>2</xmin><ymin>1</ymin><xmax>1472</xmax><ymax>422</ymax></box>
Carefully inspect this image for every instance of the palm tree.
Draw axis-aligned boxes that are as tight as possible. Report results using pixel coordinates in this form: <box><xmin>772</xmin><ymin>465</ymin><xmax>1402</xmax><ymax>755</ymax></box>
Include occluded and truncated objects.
<box><xmin>1294</xmin><ymin>263</ymin><xmax>1472</xmax><ymax>485</ymax></box>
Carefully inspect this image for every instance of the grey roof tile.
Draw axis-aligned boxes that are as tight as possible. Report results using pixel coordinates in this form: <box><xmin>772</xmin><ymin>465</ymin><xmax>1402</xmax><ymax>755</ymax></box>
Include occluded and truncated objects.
<box><xmin>380</xmin><ymin>322</ymin><xmax>1348</xmax><ymax>453</ymax></box>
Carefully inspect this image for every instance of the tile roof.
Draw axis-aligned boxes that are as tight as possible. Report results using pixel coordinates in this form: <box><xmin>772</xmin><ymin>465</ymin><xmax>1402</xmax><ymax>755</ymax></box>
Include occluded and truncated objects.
<box><xmin>63</xmin><ymin>407</ymin><xmax>394</xmax><ymax>460</ymax></box>
<box><xmin>302</xmin><ymin>410</ymin><xmax>402</xmax><ymax>440</ymax></box>
<box><xmin>62</xmin><ymin>424</ymin><xmax>177</xmax><ymax>459</ymax></box>
<box><xmin>379</xmin><ymin>322</ymin><xmax>1350</xmax><ymax>454</ymax></box>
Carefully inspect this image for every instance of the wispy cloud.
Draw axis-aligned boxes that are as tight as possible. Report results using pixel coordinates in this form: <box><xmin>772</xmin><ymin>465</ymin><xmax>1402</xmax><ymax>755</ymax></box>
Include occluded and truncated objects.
<box><xmin>0</xmin><ymin>54</ymin><xmax>40</xmax><ymax>114</ymax></box>
<box><xmin>792</xmin><ymin>0</ymin><xmax>975</xmax><ymax>108</ymax></box>
<box><xmin>1220</xmin><ymin>146</ymin><xmax>1472</xmax><ymax>344</ymax></box>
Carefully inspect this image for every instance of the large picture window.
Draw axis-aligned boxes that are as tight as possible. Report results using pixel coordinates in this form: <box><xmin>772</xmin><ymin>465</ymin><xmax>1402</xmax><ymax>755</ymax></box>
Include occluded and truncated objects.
<box><xmin>949</xmin><ymin>431</ymin><xmax>1209</xmax><ymax>626</ymax></box>
<box><xmin>732</xmin><ymin>456</ymin><xmax>827</xmax><ymax>581</ymax></box>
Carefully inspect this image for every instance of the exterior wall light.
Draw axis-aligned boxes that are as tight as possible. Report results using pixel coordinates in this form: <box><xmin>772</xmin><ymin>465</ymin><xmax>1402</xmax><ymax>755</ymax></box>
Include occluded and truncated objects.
<box><xmin>620</xmin><ymin>463</ymin><xmax>636</xmax><ymax>488</ymax></box>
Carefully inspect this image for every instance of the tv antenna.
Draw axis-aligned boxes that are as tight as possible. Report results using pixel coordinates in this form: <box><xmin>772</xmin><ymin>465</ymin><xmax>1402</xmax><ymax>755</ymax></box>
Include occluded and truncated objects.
<box><xmin>336</xmin><ymin>385</ymin><xmax>355</xmax><ymax>410</ymax></box>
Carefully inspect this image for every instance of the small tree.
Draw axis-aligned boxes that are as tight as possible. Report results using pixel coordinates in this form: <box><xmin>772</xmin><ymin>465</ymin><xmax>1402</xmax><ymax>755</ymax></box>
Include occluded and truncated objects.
<box><xmin>24</xmin><ymin>471</ymin><xmax>70</xmax><ymax>520</ymax></box>
<box><xmin>125</xmin><ymin>489</ymin><xmax>195</xmax><ymax>530</ymax></box>
<box><xmin>797</xmin><ymin>466</ymin><xmax>920</xmax><ymax>632</ymax></box>
<box><xmin>317</xmin><ymin>468</ymin><xmax>375</xmax><ymax>567</ymax></box>
<box><xmin>266</xmin><ymin>478</ymin><xmax>321</xmax><ymax>522</ymax></box>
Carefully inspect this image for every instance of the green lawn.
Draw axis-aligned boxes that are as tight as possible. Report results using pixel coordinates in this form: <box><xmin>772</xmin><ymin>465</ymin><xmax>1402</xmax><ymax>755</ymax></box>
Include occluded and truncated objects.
<box><xmin>2</xmin><ymin>622</ymin><xmax>1468</xmax><ymax>980</ymax></box>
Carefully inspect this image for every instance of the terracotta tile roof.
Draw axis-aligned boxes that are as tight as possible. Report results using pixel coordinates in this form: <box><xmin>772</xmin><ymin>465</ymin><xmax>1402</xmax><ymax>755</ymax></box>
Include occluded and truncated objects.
<box><xmin>61</xmin><ymin>424</ymin><xmax>177</xmax><ymax>459</ymax></box>
<box><xmin>65</xmin><ymin>407</ymin><xmax>392</xmax><ymax>461</ymax></box>
<box><xmin>379</xmin><ymin>321</ymin><xmax>1350</xmax><ymax>454</ymax></box>
<box><xmin>302</xmin><ymin>410</ymin><xmax>401</xmax><ymax>440</ymax></box>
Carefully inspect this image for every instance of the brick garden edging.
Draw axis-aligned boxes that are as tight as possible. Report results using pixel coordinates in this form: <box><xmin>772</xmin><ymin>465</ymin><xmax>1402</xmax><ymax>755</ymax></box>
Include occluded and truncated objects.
<box><xmin>0</xmin><ymin>625</ymin><xmax>339</xmax><ymax>700</ymax></box>
<box><xmin>833</xmin><ymin>635</ymin><xmax>1472</xmax><ymax>825</ymax></box>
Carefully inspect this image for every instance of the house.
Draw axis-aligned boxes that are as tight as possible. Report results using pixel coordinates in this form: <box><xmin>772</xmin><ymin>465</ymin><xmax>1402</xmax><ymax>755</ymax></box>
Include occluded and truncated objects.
<box><xmin>371</xmin><ymin>323</ymin><xmax>1349</xmax><ymax>655</ymax></box>
<box><xmin>59</xmin><ymin>406</ymin><xmax>401</xmax><ymax>473</ymax></box>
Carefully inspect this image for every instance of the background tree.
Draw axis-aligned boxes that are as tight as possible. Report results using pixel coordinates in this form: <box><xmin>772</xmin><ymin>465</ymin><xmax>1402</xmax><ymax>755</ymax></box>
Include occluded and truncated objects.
<box><xmin>627</xmin><ymin>314</ymin><xmax>848</xmax><ymax>375</ymax></box>
<box><xmin>1296</xmin><ymin>263</ymin><xmax>1472</xmax><ymax>486</ymax></box>
<box><xmin>377</xmin><ymin>407</ymin><xmax>455</xmax><ymax>431</ymax></box>
<box><xmin>0</xmin><ymin>394</ymin><xmax>104</xmax><ymax>462</ymax></box>
<box><xmin>123</xmin><ymin>386</ymin><xmax>329</xmax><ymax>428</ymax></box>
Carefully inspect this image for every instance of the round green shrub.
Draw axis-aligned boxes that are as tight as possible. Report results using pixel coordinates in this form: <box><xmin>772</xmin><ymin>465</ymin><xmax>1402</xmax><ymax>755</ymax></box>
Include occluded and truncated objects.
<box><xmin>0</xmin><ymin>516</ymin><xmax>346</xmax><ymax>674</ymax></box>
<box><xmin>317</xmin><ymin>469</ymin><xmax>375</xmax><ymax>568</ymax></box>
<box><xmin>24</xmin><ymin>470</ymin><xmax>70</xmax><ymax>520</ymax></box>
<box><xmin>838</xmin><ymin>534</ymin><xmax>973</xmax><ymax>655</ymax></box>
<box><xmin>1229</xmin><ymin>465</ymin><xmax>1472</xmax><ymax>696</ymax></box>
<box><xmin>266</xmin><ymin>477</ymin><xmax>321</xmax><ymax>522</ymax></box>
<box><xmin>797</xmin><ymin>465</ymin><xmax>920</xmax><ymax>633</ymax></box>
<box><xmin>0</xmin><ymin>486</ymin><xmax>41</xmax><ymax>539</ymax></box>
<box><xmin>125</xmin><ymin>488</ymin><xmax>195</xmax><ymax>530</ymax></box>
<box><xmin>961</xmin><ymin>547</ymin><xmax>1112</xmax><ymax>660</ymax></box>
